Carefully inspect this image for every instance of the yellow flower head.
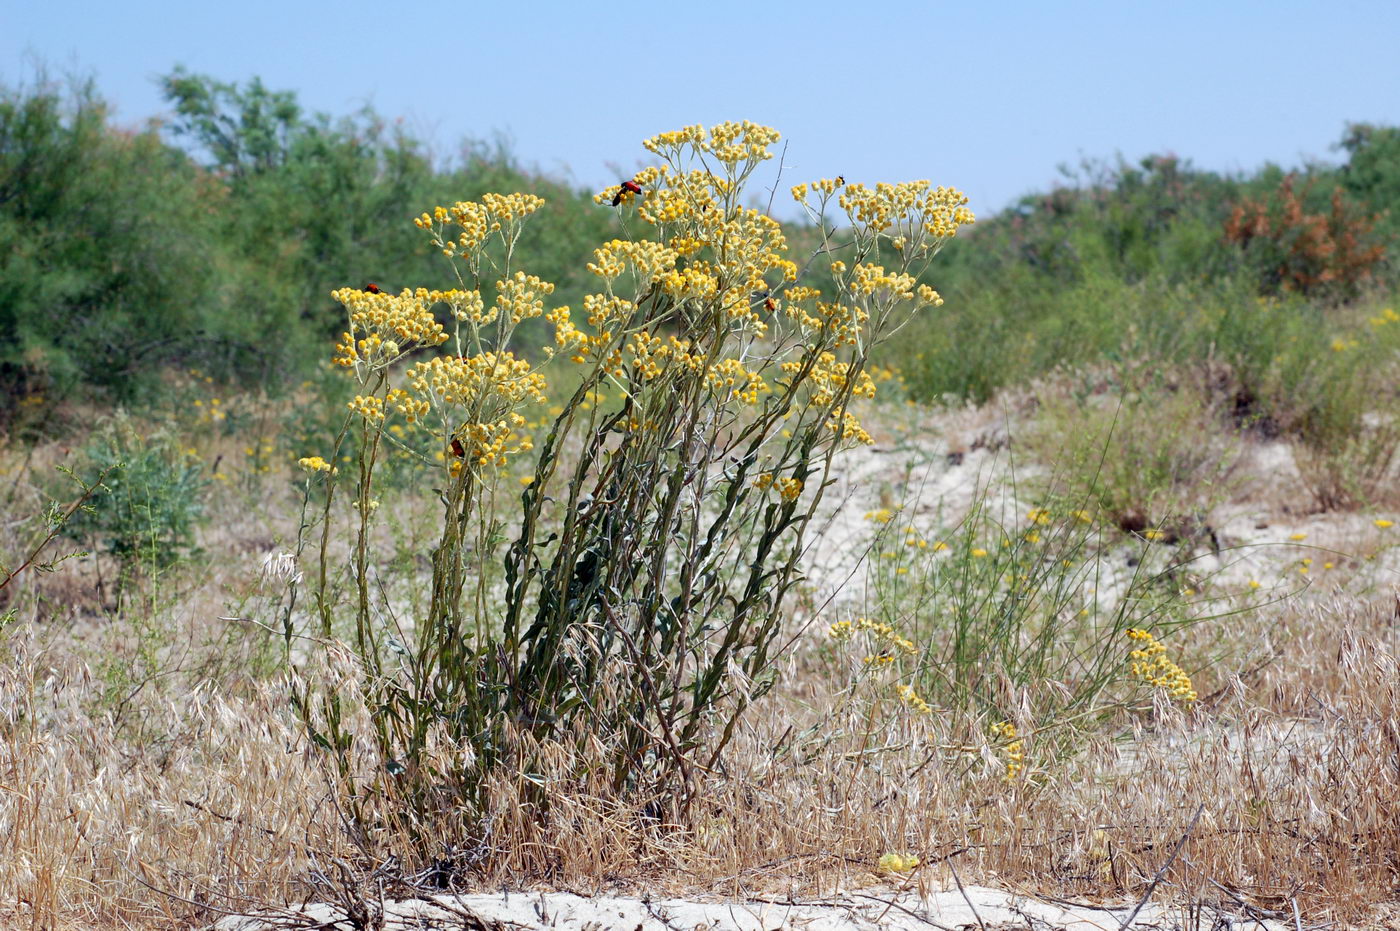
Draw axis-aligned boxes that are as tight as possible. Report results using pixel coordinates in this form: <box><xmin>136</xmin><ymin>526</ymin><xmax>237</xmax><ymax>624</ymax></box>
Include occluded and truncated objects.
<box><xmin>878</xmin><ymin>853</ymin><xmax>920</xmax><ymax>874</ymax></box>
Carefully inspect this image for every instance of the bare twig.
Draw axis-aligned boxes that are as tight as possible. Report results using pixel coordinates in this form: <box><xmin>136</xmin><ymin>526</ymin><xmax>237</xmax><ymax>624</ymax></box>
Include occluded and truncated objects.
<box><xmin>1117</xmin><ymin>803</ymin><xmax>1205</xmax><ymax>930</ymax></box>
<box><xmin>947</xmin><ymin>857</ymin><xmax>987</xmax><ymax>931</ymax></box>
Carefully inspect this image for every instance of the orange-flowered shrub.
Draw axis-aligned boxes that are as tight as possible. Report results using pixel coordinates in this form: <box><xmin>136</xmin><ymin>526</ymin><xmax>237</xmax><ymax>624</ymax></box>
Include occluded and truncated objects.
<box><xmin>1223</xmin><ymin>174</ymin><xmax>1384</xmax><ymax>297</ymax></box>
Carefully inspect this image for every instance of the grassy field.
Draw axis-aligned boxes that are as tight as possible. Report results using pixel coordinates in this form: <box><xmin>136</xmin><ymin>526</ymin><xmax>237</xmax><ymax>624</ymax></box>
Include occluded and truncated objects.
<box><xmin>4</xmin><ymin>357</ymin><xmax>1400</xmax><ymax>928</ymax></box>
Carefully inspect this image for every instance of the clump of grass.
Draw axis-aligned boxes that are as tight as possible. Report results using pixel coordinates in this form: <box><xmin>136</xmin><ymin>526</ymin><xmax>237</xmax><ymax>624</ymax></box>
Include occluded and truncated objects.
<box><xmin>63</xmin><ymin>413</ymin><xmax>208</xmax><ymax>609</ymax></box>
<box><xmin>837</xmin><ymin>485</ymin><xmax>1210</xmax><ymax>770</ymax></box>
<box><xmin>1023</xmin><ymin>371</ymin><xmax>1242</xmax><ymax>535</ymax></box>
<box><xmin>1285</xmin><ymin>302</ymin><xmax>1400</xmax><ymax>509</ymax></box>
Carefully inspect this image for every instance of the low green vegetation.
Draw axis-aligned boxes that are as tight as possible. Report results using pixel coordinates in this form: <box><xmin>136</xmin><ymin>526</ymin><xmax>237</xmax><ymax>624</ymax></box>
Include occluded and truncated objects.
<box><xmin>5</xmin><ymin>66</ymin><xmax>1398</xmax><ymax>424</ymax></box>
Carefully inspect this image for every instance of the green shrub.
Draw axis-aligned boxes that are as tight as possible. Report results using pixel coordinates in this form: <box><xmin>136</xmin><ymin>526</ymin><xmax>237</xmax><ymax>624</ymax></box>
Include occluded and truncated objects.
<box><xmin>0</xmin><ymin>73</ymin><xmax>219</xmax><ymax>402</ymax></box>
<box><xmin>65</xmin><ymin>414</ymin><xmax>208</xmax><ymax>588</ymax></box>
<box><xmin>1025</xmin><ymin>374</ymin><xmax>1242</xmax><ymax>529</ymax></box>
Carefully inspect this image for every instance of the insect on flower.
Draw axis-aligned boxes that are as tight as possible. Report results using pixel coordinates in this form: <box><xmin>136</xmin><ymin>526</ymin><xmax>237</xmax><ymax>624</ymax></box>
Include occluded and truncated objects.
<box><xmin>450</xmin><ymin>437</ymin><xmax>465</xmax><ymax>459</ymax></box>
<box><xmin>611</xmin><ymin>180</ymin><xmax>643</xmax><ymax>206</ymax></box>
<box><xmin>364</xmin><ymin>282</ymin><xmax>383</xmax><ymax>294</ymax></box>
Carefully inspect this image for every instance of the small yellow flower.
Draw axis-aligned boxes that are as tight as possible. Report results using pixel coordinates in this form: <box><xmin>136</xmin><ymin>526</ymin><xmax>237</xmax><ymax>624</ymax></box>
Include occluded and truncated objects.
<box><xmin>1375</xmin><ymin>519</ymin><xmax>1394</xmax><ymax>529</ymax></box>
<box><xmin>1289</xmin><ymin>532</ymin><xmax>1307</xmax><ymax>541</ymax></box>
<box><xmin>989</xmin><ymin>720</ymin><xmax>1026</xmax><ymax>780</ymax></box>
<box><xmin>1125</xmin><ymin>628</ymin><xmax>1196</xmax><ymax>702</ymax></box>
<box><xmin>878</xmin><ymin>853</ymin><xmax>920</xmax><ymax>874</ymax></box>
<box><xmin>971</xmin><ymin>547</ymin><xmax>988</xmax><ymax>557</ymax></box>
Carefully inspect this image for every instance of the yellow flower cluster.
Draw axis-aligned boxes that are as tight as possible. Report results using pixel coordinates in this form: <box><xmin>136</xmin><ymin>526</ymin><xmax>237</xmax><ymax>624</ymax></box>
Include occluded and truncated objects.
<box><xmin>587</xmin><ymin>238</ymin><xmax>678</xmax><ymax>283</ymax></box>
<box><xmin>850</xmin><ymin>263</ymin><xmax>918</xmax><ymax>299</ymax></box>
<box><xmin>1368</xmin><ymin>307</ymin><xmax>1399</xmax><ymax>327</ymax></box>
<box><xmin>642</xmin><ymin>120</ymin><xmax>781</xmax><ymax>166</ymax></box>
<box><xmin>784</xmin><ymin>297</ymin><xmax>869</xmax><ymax>347</ymax></box>
<box><xmin>478</xmin><ymin>191</ymin><xmax>547</xmax><ymax>224</ymax></box>
<box><xmin>782</xmin><ymin>352</ymin><xmax>878</xmax><ymax>407</ymax></box>
<box><xmin>837</xmin><ymin>180</ymin><xmax>975</xmax><ymax>238</ymax></box>
<box><xmin>894</xmin><ymin>683</ymin><xmax>931</xmax><ymax>714</ymax></box>
<box><xmin>827</xmin><ymin>409</ymin><xmax>874</xmax><ymax>445</ymax></box>
<box><xmin>406</xmin><ymin>352</ymin><xmax>547</xmax><ymax>408</ymax></box>
<box><xmin>297</xmin><ymin>456</ymin><xmax>335</xmax><ymax>474</ymax></box>
<box><xmin>384</xmin><ymin>387</ymin><xmax>429</xmax><ymax>424</ymax></box>
<box><xmin>453</xmin><ymin>413</ymin><xmax>533</xmax><ymax>468</ymax></box>
<box><xmin>827</xmin><ymin>617</ymin><xmax>917</xmax><ymax>664</ymax></box>
<box><xmin>658</xmin><ymin>264</ymin><xmax>721</xmax><ymax>301</ymax></box>
<box><xmin>441</xmin><ymin>289</ymin><xmax>488</xmax><ymax>324</ymax></box>
<box><xmin>1125</xmin><ymin>628</ymin><xmax>1197</xmax><ymax>703</ymax></box>
<box><xmin>331</xmin><ymin>287</ymin><xmax>450</xmax><ymax>371</ymax></box>
<box><xmin>753</xmin><ymin>472</ymin><xmax>804</xmax><ymax>501</ymax></box>
<box><xmin>989</xmin><ymin>720</ymin><xmax>1026</xmax><ymax>781</ymax></box>
<box><xmin>617</xmin><ymin>330</ymin><xmax>708</xmax><ymax>381</ymax></box>
<box><xmin>583</xmin><ymin>293</ymin><xmax>636</xmax><ymax>329</ymax></box>
<box><xmin>790</xmin><ymin>176</ymin><xmax>848</xmax><ymax>204</ymax></box>
<box><xmin>877</xmin><ymin>853</ymin><xmax>920</xmax><ymax>874</ymax></box>
<box><xmin>414</xmin><ymin>193</ymin><xmax>546</xmax><ymax>257</ymax></box>
<box><xmin>865</xmin><ymin>508</ymin><xmax>895</xmax><ymax>524</ymax></box>
<box><xmin>348</xmin><ymin>394</ymin><xmax>385</xmax><ymax>422</ymax></box>
<box><xmin>495</xmin><ymin>271</ymin><xmax>555</xmax><ymax>324</ymax></box>
<box><xmin>705</xmin><ymin>358</ymin><xmax>769</xmax><ymax>405</ymax></box>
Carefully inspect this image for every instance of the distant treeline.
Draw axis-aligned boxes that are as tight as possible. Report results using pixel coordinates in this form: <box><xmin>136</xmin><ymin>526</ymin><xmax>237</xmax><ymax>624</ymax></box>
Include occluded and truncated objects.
<box><xmin>0</xmin><ymin>68</ymin><xmax>616</xmax><ymax>404</ymax></box>
<box><xmin>887</xmin><ymin>124</ymin><xmax>1400</xmax><ymax>401</ymax></box>
<box><xmin>3</xmin><ymin>67</ymin><xmax>1398</xmax><ymax>408</ymax></box>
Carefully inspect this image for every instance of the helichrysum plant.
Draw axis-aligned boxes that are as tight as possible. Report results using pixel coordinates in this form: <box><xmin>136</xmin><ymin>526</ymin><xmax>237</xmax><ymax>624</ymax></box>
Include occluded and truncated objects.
<box><xmin>295</xmin><ymin>120</ymin><xmax>973</xmax><ymax>843</ymax></box>
<box><xmin>1125</xmin><ymin>627</ymin><xmax>1197</xmax><ymax>703</ymax></box>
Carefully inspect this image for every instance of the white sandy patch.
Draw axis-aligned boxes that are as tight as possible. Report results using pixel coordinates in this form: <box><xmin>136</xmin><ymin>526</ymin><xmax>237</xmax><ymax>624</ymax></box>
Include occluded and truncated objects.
<box><xmin>214</xmin><ymin>884</ymin><xmax>1289</xmax><ymax>930</ymax></box>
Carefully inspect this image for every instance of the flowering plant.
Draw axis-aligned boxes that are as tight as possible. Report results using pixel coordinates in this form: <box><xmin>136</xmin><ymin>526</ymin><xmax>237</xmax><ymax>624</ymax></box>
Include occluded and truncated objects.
<box><xmin>295</xmin><ymin>121</ymin><xmax>973</xmax><ymax>835</ymax></box>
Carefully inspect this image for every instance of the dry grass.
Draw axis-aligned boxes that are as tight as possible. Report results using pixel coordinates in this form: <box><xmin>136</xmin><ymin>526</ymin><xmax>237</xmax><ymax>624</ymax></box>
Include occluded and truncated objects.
<box><xmin>2</xmin><ymin>389</ymin><xmax>1399</xmax><ymax>930</ymax></box>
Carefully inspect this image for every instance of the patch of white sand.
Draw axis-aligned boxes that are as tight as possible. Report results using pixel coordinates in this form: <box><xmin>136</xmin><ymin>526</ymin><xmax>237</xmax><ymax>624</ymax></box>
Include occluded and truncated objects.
<box><xmin>215</xmin><ymin>885</ymin><xmax>1288</xmax><ymax>930</ymax></box>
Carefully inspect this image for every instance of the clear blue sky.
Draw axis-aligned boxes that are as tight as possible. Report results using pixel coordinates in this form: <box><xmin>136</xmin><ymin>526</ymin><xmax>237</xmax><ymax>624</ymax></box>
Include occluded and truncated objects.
<box><xmin>5</xmin><ymin>0</ymin><xmax>1398</xmax><ymax>216</ymax></box>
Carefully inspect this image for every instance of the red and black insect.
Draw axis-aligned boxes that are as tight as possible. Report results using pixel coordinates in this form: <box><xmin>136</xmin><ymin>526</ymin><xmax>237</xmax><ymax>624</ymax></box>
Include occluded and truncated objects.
<box><xmin>450</xmin><ymin>437</ymin><xmax>466</xmax><ymax>459</ymax></box>
<box><xmin>364</xmin><ymin>282</ymin><xmax>383</xmax><ymax>294</ymax></box>
<box><xmin>611</xmin><ymin>180</ymin><xmax>643</xmax><ymax>206</ymax></box>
